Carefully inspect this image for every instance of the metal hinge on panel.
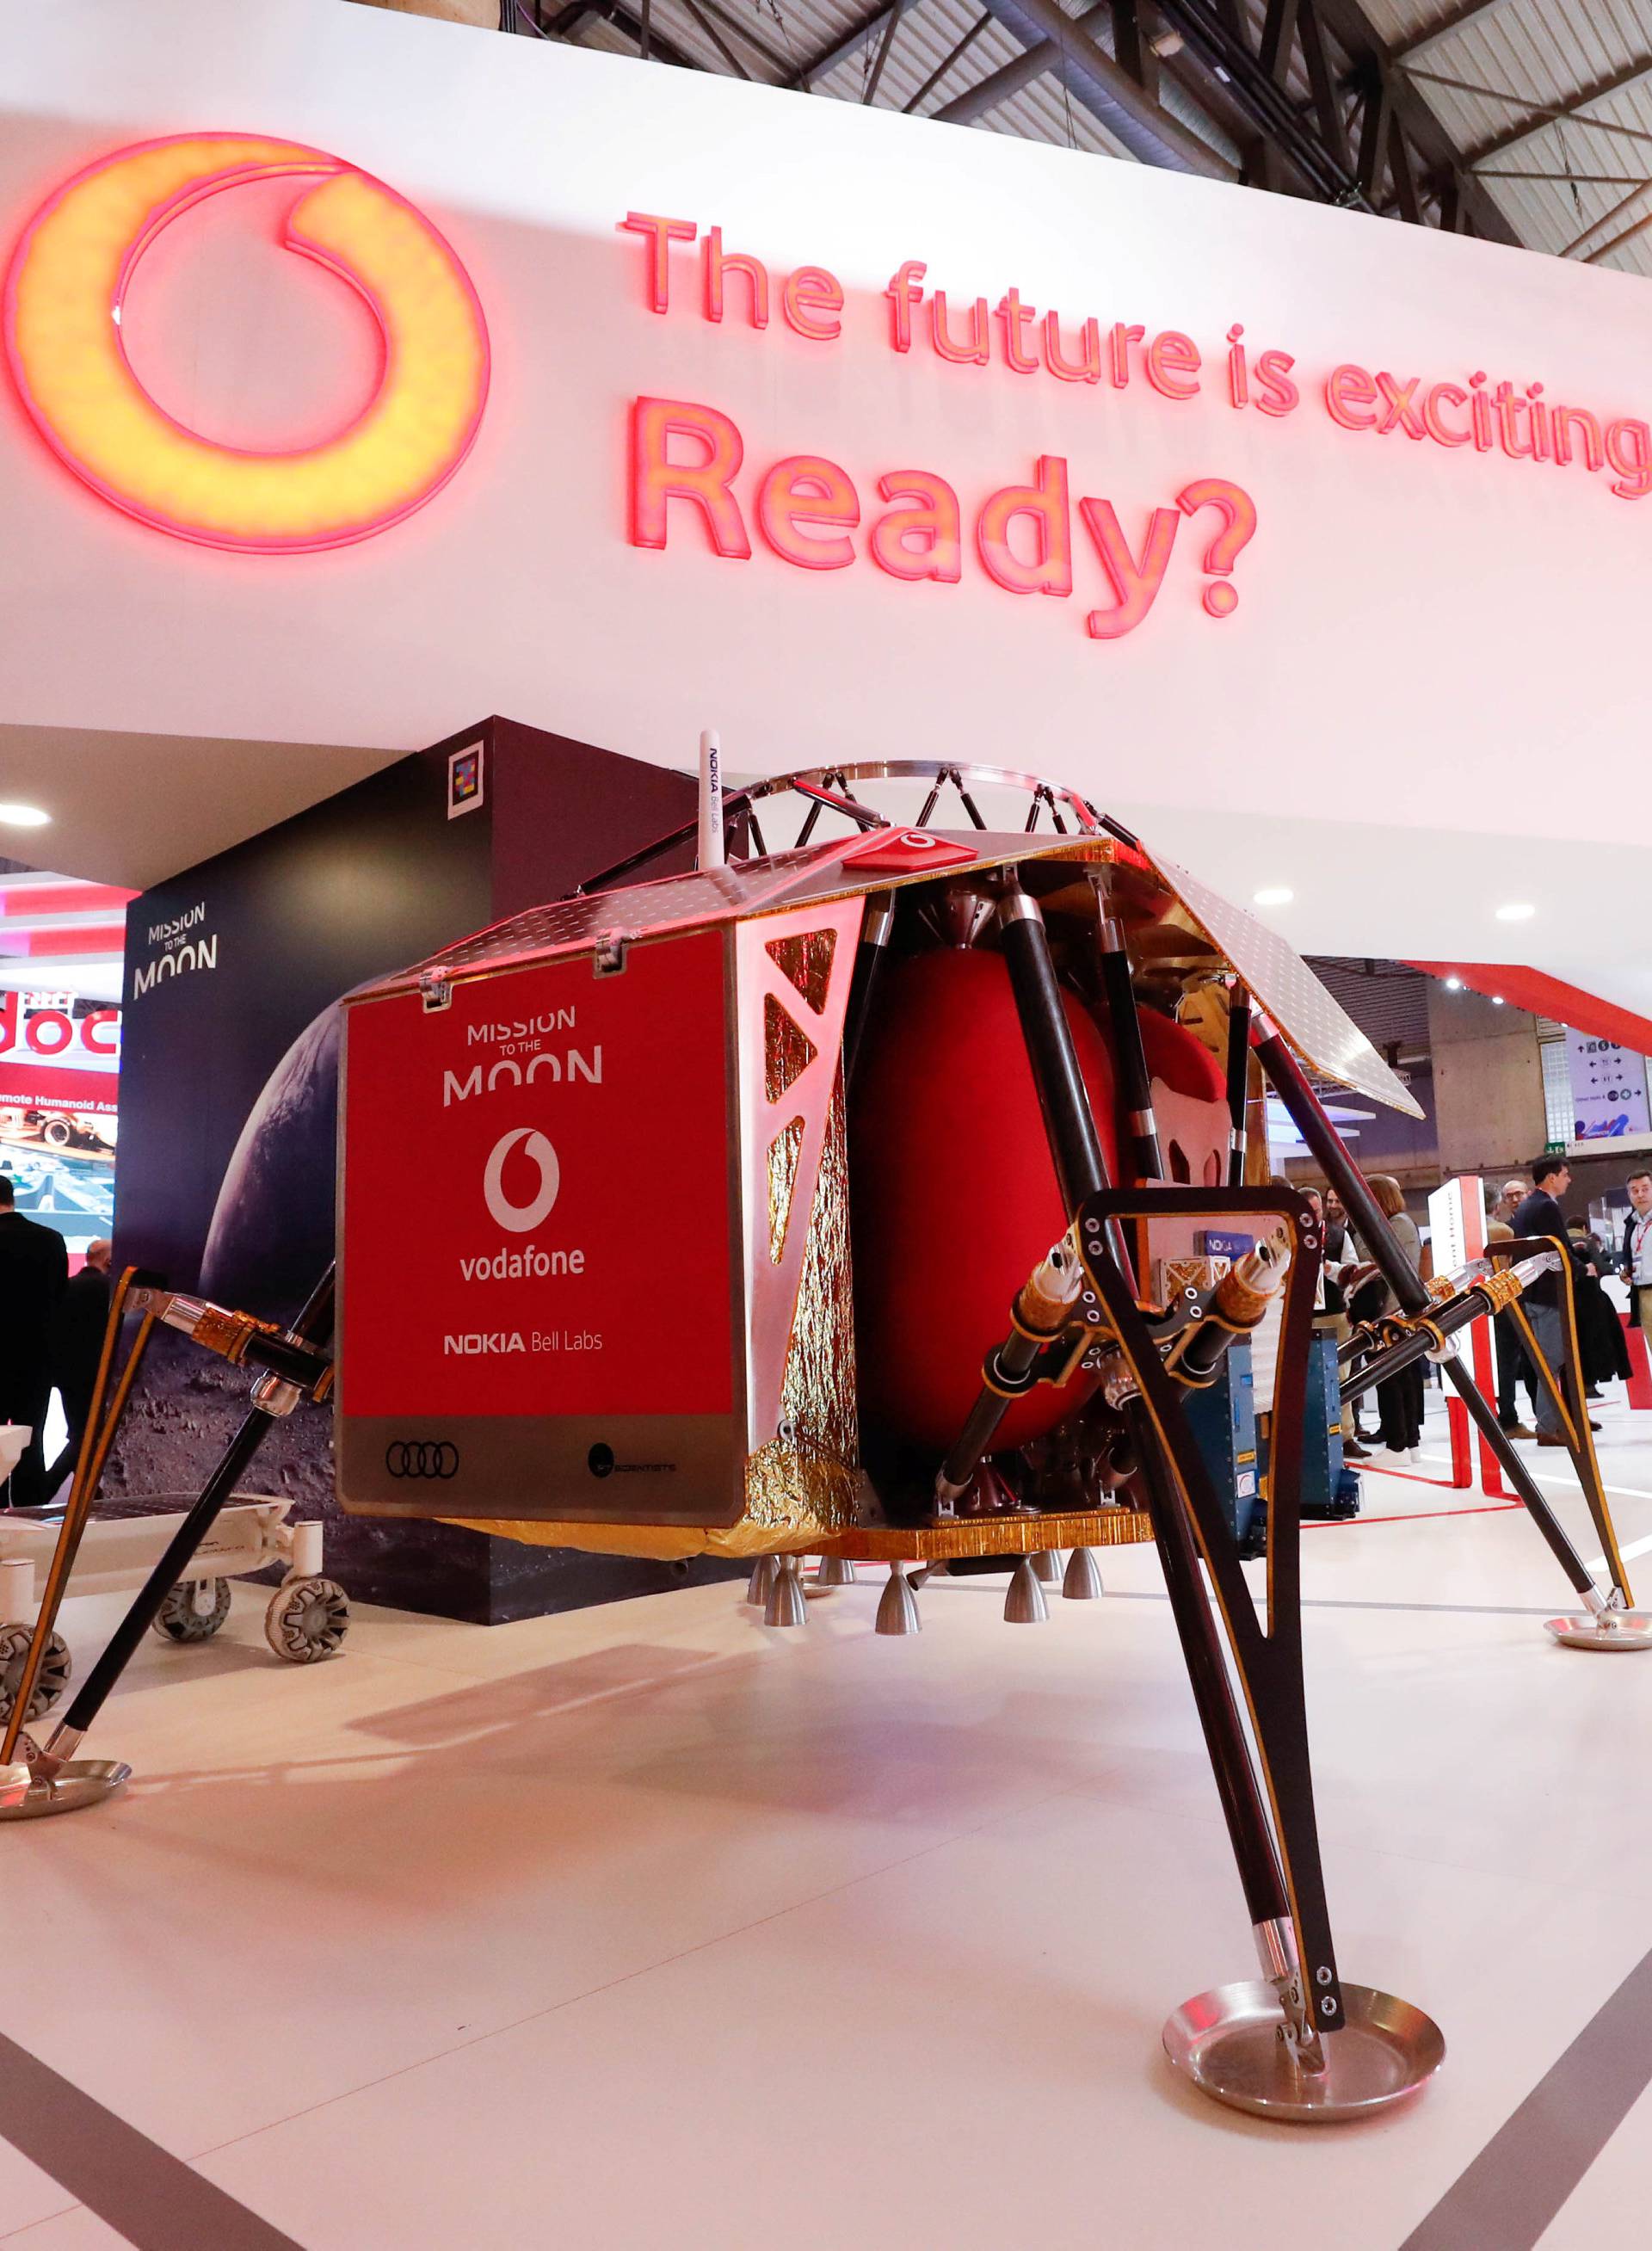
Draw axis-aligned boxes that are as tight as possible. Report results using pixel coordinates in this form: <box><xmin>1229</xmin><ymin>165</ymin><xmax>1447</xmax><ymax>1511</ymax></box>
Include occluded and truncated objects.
<box><xmin>593</xmin><ymin>928</ymin><xmax>636</xmax><ymax>978</ymax></box>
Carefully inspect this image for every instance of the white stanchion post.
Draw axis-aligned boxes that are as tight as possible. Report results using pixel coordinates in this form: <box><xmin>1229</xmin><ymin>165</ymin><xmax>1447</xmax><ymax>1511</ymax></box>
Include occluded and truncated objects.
<box><xmin>1429</xmin><ymin>1173</ymin><xmax>1504</xmax><ymax>1495</ymax></box>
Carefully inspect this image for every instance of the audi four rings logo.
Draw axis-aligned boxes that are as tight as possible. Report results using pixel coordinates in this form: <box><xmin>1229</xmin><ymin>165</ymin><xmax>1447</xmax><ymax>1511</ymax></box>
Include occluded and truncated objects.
<box><xmin>385</xmin><ymin>1441</ymin><xmax>459</xmax><ymax>1480</ymax></box>
<box><xmin>484</xmin><ymin>1126</ymin><xmax>561</xmax><ymax>1233</ymax></box>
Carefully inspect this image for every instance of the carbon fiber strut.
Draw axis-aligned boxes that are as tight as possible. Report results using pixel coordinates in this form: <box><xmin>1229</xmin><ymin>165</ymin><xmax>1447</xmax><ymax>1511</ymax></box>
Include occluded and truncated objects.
<box><xmin>1224</xmin><ymin>983</ymin><xmax>1251</xmax><ymax>1187</ymax></box>
<box><xmin>987</xmin><ymin>872</ymin><xmax>1341</xmax><ymax>2042</ymax></box>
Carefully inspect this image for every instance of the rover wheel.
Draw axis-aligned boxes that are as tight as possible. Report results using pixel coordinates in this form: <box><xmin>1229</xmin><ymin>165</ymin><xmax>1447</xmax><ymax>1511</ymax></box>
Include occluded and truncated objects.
<box><xmin>264</xmin><ymin>1577</ymin><xmax>348</xmax><ymax>1664</ymax></box>
<box><xmin>0</xmin><ymin>1623</ymin><xmax>71</xmax><ymax>1722</ymax></box>
<box><xmin>151</xmin><ymin>1579</ymin><xmax>231</xmax><ymax>1642</ymax></box>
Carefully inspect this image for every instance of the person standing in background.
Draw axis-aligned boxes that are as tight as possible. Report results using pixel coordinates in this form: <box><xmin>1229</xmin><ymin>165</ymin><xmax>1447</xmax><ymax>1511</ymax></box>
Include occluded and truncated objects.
<box><xmin>1309</xmin><ymin>1185</ymin><xmax>1367</xmax><ymax>1460</ymax></box>
<box><xmin>1514</xmin><ymin>1158</ymin><xmax>1598</xmax><ymax>1448</ymax></box>
<box><xmin>44</xmin><ymin>1238</ymin><xmax>112</xmax><ymax>1499</ymax></box>
<box><xmin>1322</xmin><ymin>1187</ymin><xmax>1382</xmax><ymax>1443</ymax></box>
<box><xmin>1322</xmin><ymin>1187</ymin><xmax>1352</xmax><ymax>1263</ymax></box>
<box><xmin>1492</xmin><ymin>1179</ymin><xmax>1526</xmax><ymax>1230</ymax></box>
<box><xmin>0</xmin><ymin>1174</ymin><xmax>69</xmax><ymax>1505</ymax></box>
<box><xmin>1621</xmin><ymin>1170</ymin><xmax>1652</xmax><ymax>1366</ymax></box>
<box><xmin>1568</xmin><ymin>1219</ymin><xmax>1630</xmax><ymax>1398</ymax></box>
<box><xmin>1352</xmin><ymin>1175</ymin><xmax>1427</xmax><ymax>1462</ymax></box>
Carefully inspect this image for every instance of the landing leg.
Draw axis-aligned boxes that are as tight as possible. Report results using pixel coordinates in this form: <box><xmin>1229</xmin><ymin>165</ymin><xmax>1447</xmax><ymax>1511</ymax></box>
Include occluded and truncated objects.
<box><xmin>989</xmin><ymin>871</ymin><xmax>1440</xmax><ymax>2117</ymax></box>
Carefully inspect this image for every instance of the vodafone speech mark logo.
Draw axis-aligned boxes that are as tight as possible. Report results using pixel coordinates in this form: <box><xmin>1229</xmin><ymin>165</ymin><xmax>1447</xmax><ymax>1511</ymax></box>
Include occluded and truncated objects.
<box><xmin>484</xmin><ymin>1127</ymin><xmax>561</xmax><ymax>1234</ymax></box>
<box><xmin>3</xmin><ymin>134</ymin><xmax>489</xmax><ymax>552</ymax></box>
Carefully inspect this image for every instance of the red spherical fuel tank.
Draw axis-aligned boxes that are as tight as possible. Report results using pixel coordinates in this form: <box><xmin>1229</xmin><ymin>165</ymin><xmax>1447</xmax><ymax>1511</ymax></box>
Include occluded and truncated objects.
<box><xmin>851</xmin><ymin>947</ymin><xmax>1120</xmax><ymax>1453</ymax></box>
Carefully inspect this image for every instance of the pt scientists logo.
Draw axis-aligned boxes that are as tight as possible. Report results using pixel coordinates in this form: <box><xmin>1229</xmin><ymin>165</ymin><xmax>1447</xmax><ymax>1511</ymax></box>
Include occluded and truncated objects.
<box><xmin>3</xmin><ymin>133</ymin><xmax>490</xmax><ymax>552</ymax></box>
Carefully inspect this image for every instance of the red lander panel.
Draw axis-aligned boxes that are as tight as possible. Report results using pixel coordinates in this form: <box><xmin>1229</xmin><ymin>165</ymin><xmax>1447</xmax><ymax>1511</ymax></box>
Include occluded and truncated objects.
<box><xmin>337</xmin><ymin>928</ymin><xmax>741</xmax><ymax>1524</ymax></box>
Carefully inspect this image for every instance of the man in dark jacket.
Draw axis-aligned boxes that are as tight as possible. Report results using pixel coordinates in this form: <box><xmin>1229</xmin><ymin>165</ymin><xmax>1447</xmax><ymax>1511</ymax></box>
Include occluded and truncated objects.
<box><xmin>0</xmin><ymin>1174</ymin><xmax>69</xmax><ymax>1504</ymax></box>
<box><xmin>44</xmin><ymin>1238</ymin><xmax>111</xmax><ymax>1498</ymax></box>
<box><xmin>1513</xmin><ymin>1158</ymin><xmax>1596</xmax><ymax>1447</ymax></box>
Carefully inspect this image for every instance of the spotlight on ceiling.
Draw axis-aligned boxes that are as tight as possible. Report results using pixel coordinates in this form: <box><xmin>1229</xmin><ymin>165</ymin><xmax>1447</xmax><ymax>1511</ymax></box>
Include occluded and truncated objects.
<box><xmin>1491</xmin><ymin>996</ymin><xmax>1505</xmax><ymax>1006</ymax></box>
<box><xmin>1495</xmin><ymin>902</ymin><xmax>1536</xmax><ymax>922</ymax></box>
<box><xmin>0</xmin><ymin>803</ymin><xmax>50</xmax><ymax>828</ymax></box>
<box><xmin>1445</xmin><ymin>976</ymin><xmax>1464</xmax><ymax>990</ymax></box>
<box><xmin>1252</xmin><ymin>885</ymin><xmax>1293</xmax><ymax>907</ymax></box>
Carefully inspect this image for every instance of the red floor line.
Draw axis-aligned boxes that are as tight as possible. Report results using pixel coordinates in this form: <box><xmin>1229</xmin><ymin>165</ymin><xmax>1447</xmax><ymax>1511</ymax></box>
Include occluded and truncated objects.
<box><xmin>1305</xmin><ymin>1501</ymin><xmax>1524</xmax><ymax>1528</ymax></box>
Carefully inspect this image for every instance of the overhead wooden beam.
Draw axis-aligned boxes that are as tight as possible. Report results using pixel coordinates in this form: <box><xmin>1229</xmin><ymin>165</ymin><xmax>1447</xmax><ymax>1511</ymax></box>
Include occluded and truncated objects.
<box><xmin>1453</xmin><ymin>52</ymin><xmax>1652</xmax><ymax>170</ymax></box>
<box><xmin>1258</xmin><ymin>0</ymin><xmax>1300</xmax><ymax>84</ymax></box>
<box><xmin>903</xmin><ymin>12</ymin><xmax>993</xmax><ymax>113</ymax></box>
<box><xmin>1309</xmin><ymin>0</ymin><xmax>1522</xmax><ymax>244</ymax></box>
<box><xmin>1110</xmin><ymin>0</ymin><xmax>1160</xmax><ymax>100</ymax></box>
<box><xmin>787</xmin><ymin>1</ymin><xmax>899</xmax><ymax>89</ymax></box>
<box><xmin>973</xmin><ymin>0</ymin><xmax>1236</xmax><ymax>174</ymax></box>
<box><xmin>934</xmin><ymin>2</ymin><xmax>1109</xmax><ymax>124</ymax></box>
<box><xmin>1353</xmin><ymin>73</ymin><xmax>1390</xmax><ymax>200</ymax></box>
<box><xmin>1297</xmin><ymin>0</ymin><xmax>1352</xmax><ymax>171</ymax></box>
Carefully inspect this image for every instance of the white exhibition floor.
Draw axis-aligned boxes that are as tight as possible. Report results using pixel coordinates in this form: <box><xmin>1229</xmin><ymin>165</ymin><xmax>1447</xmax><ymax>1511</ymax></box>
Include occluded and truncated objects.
<box><xmin>5</xmin><ymin>1389</ymin><xmax>1652</xmax><ymax>2250</ymax></box>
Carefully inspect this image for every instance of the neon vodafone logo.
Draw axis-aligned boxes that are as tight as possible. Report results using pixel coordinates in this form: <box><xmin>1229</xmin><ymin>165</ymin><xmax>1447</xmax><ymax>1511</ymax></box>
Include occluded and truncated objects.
<box><xmin>484</xmin><ymin>1128</ymin><xmax>561</xmax><ymax>1235</ymax></box>
<box><xmin>3</xmin><ymin>134</ymin><xmax>489</xmax><ymax>552</ymax></box>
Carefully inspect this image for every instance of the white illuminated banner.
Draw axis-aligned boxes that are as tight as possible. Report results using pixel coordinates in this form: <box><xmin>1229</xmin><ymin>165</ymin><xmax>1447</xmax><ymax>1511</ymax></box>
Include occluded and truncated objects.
<box><xmin>1427</xmin><ymin>1176</ymin><xmax>1476</xmax><ymax>1287</ymax></box>
<box><xmin>3</xmin><ymin>0</ymin><xmax>1652</xmax><ymax>866</ymax></box>
<box><xmin>1565</xmin><ymin>1029</ymin><xmax>1651</xmax><ymax>1144</ymax></box>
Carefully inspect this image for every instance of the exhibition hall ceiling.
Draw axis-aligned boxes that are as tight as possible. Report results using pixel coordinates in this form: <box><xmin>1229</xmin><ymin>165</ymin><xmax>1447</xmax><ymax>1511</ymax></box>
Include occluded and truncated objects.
<box><xmin>2</xmin><ymin>0</ymin><xmax>1649</xmax><ymax>1027</ymax></box>
<box><xmin>0</xmin><ymin>726</ymin><xmax>393</xmax><ymax>891</ymax></box>
<box><xmin>547</xmin><ymin>0</ymin><xmax>1652</xmax><ymax>280</ymax></box>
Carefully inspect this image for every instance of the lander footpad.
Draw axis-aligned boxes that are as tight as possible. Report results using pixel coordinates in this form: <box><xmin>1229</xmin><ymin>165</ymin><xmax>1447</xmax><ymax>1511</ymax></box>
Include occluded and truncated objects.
<box><xmin>1544</xmin><ymin>1609</ymin><xmax>1652</xmax><ymax>1651</ymax></box>
<box><xmin>0</xmin><ymin>1759</ymin><xmax>132</xmax><ymax>1821</ymax></box>
<box><xmin>1162</xmin><ymin>1980</ymin><xmax>1445</xmax><ymax>2122</ymax></box>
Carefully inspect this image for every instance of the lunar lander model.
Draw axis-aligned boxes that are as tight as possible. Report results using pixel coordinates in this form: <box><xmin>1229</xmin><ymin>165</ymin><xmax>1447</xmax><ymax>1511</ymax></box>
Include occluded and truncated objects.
<box><xmin>4</xmin><ymin>761</ymin><xmax>1643</xmax><ymax>2128</ymax></box>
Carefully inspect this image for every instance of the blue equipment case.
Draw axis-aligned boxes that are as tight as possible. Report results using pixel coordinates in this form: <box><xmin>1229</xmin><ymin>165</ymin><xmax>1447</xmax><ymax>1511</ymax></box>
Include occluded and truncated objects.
<box><xmin>1244</xmin><ymin>1333</ymin><xmax>1361</xmax><ymax>1553</ymax></box>
<box><xmin>1180</xmin><ymin>1342</ymin><xmax>1261</xmax><ymax>1547</ymax></box>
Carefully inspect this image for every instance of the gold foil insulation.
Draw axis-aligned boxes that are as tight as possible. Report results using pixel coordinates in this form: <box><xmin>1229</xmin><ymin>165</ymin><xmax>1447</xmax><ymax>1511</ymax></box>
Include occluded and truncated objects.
<box><xmin>742</xmin><ymin>1076</ymin><xmax>859</xmax><ymax>1540</ymax></box>
<box><xmin>763</xmin><ymin>993</ymin><xmax>817</xmax><ymax>1103</ymax></box>
<box><xmin>818</xmin><ymin>1508</ymin><xmax>1154</xmax><ymax>1561</ymax></box>
<box><xmin>766</xmin><ymin>927</ymin><xmax>837</xmax><ymax>1015</ymax></box>
<box><xmin>767</xmin><ymin>1117</ymin><xmax>804</xmax><ymax>1264</ymax></box>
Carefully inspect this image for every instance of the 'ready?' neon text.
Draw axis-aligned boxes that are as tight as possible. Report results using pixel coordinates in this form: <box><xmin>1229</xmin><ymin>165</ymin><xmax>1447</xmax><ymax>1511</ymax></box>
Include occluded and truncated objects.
<box><xmin>628</xmin><ymin>398</ymin><xmax>1259</xmax><ymax>637</ymax></box>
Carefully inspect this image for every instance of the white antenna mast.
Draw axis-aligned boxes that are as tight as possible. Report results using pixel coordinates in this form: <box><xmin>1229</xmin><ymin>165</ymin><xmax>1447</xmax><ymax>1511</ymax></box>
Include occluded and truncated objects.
<box><xmin>697</xmin><ymin>729</ymin><xmax>724</xmax><ymax>870</ymax></box>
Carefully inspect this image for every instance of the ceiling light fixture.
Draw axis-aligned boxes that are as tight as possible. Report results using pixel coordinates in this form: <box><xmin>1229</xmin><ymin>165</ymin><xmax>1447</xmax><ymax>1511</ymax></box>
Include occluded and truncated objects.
<box><xmin>1445</xmin><ymin>976</ymin><xmax>1463</xmax><ymax>990</ymax></box>
<box><xmin>1494</xmin><ymin>902</ymin><xmax>1536</xmax><ymax>922</ymax></box>
<box><xmin>0</xmin><ymin>804</ymin><xmax>50</xmax><ymax>828</ymax></box>
<box><xmin>1252</xmin><ymin>885</ymin><xmax>1293</xmax><ymax>907</ymax></box>
<box><xmin>1491</xmin><ymin>996</ymin><xmax>1505</xmax><ymax>1006</ymax></box>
